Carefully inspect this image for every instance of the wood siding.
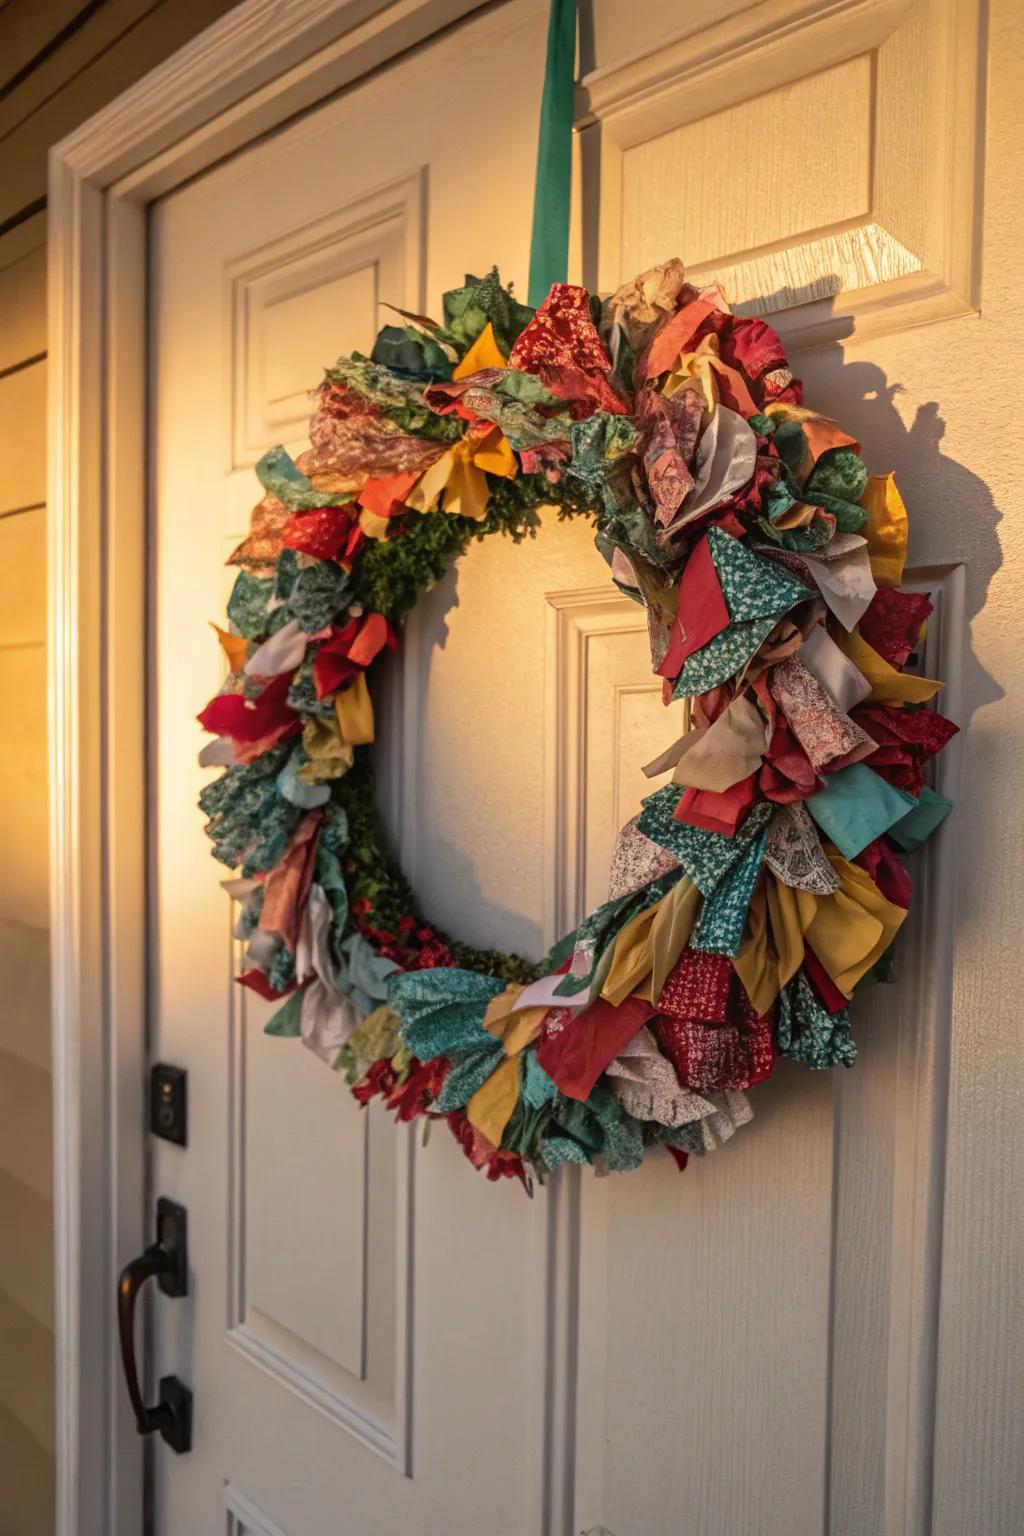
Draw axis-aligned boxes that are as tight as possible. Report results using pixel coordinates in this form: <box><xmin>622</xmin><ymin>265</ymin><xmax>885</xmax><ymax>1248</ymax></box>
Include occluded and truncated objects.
<box><xmin>0</xmin><ymin>3</ymin><xmax>237</xmax><ymax>1531</ymax></box>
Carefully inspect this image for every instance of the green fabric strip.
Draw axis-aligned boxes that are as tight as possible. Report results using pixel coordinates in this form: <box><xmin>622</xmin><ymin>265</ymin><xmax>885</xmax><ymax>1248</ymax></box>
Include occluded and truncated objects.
<box><xmin>527</xmin><ymin>0</ymin><xmax>578</xmax><ymax>308</ymax></box>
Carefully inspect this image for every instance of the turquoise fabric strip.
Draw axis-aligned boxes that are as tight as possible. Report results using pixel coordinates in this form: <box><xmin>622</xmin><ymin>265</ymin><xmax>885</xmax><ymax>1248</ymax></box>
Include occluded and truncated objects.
<box><xmin>527</xmin><ymin>0</ymin><xmax>578</xmax><ymax>308</ymax></box>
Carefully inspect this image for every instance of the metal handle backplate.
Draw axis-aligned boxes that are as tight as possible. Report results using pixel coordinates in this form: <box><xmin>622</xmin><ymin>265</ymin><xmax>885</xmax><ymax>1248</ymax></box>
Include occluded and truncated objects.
<box><xmin>117</xmin><ymin>1197</ymin><xmax>192</xmax><ymax>1454</ymax></box>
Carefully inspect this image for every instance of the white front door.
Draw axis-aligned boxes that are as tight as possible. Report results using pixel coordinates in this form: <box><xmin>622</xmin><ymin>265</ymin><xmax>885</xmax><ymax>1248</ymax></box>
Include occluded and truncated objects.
<box><xmin>148</xmin><ymin>0</ymin><xmax>983</xmax><ymax>1532</ymax></box>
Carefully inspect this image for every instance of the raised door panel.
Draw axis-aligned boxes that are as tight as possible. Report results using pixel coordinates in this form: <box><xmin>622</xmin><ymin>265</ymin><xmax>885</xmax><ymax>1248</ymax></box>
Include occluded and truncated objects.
<box><xmin>581</xmin><ymin>0</ymin><xmax>983</xmax><ymax>346</ymax></box>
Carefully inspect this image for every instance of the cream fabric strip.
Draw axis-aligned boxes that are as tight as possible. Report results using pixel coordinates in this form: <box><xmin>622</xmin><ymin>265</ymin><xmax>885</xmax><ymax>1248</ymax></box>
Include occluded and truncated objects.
<box><xmin>799</xmin><ymin>622</ymin><xmax>873</xmax><ymax>714</ymax></box>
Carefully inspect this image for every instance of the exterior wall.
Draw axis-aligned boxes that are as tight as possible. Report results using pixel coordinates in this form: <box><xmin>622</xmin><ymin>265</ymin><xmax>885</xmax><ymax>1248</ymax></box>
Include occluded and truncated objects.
<box><xmin>0</xmin><ymin>7</ymin><xmax>238</xmax><ymax>1531</ymax></box>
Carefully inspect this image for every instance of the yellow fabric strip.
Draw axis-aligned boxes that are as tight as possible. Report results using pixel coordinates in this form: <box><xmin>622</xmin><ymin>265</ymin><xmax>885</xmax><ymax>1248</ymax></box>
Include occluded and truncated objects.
<box><xmin>406</xmin><ymin>429</ymin><xmax>516</xmax><ymax>521</ymax></box>
<box><xmin>806</xmin><ymin>854</ymin><xmax>907</xmax><ymax>996</ymax></box>
<box><xmin>453</xmin><ymin>321</ymin><xmax>507</xmax><ymax>378</ymax></box>
<box><xmin>466</xmin><ymin>1055</ymin><xmax>521</xmax><ymax>1147</ymax></box>
<box><xmin>646</xmin><ymin>879</ymin><xmax>702</xmax><ymax>1003</ymax></box>
<box><xmin>406</xmin><ymin>449</ymin><xmax>457</xmax><ymax>515</ymax></box>
<box><xmin>483</xmin><ymin>986</ymin><xmax>549</xmax><ymax>1057</ymax></box>
<box><xmin>733</xmin><ymin>877</ymin><xmax>815</xmax><ymax>1019</ymax></box>
<box><xmin>483</xmin><ymin>985</ymin><xmax>525</xmax><ymax>1032</ymax></box>
<box><xmin>601</xmin><ymin>898</ymin><xmax>664</xmax><ymax>1007</ymax></box>
<box><xmin>600</xmin><ymin>879</ymin><xmax>699</xmax><ymax>1008</ymax></box>
<box><xmin>335</xmin><ymin>673</ymin><xmax>375</xmax><ymax>745</ymax></box>
<box><xmin>358</xmin><ymin>508</ymin><xmax>392</xmax><ymax>541</ymax></box>
<box><xmin>859</xmin><ymin>472</ymin><xmax>908</xmax><ymax>587</ymax></box>
<box><xmin>470</xmin><ymin>428</ymin><xmax>516</xmax><ymax>477</ymax></box>
<box><xmin>838</xmin><ymin>629</ymin><xmax>942</xmax><ymax>706</ymax></box>
<box><xmin>213</xmin><ymin>623</ymin><xmax>247</xmax><ymax>673</ymax></box>
<box><xmin>735</xmin><ymin>857</ymin><xmax>908</xmax><ymax>1010</ymax></box>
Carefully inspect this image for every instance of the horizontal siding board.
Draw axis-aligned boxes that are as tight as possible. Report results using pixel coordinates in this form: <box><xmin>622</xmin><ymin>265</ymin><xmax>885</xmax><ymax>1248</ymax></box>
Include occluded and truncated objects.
<box><xmin>0</xmin><ymin>505</ymin><xmax>45</xmax><ymax>645</ymax></box>
<box><xmin>0</xmin><ymin>360</ymin><xmax>45</xmax><ymax>512</ymax></box>
<box><xmin>0</xmin><ymin>0</ymin><xmax>163</xmax><ymax>137</ymax></box>
<box><xmin>0</xmin><ymin>1287</ymin><xmax>54</xmax><ymax>1454</ymax></box>
<box><xmin>0</xmin><ymin>0</ymin><xmax>103</xmax><ymax>96</ymax></box>
<box><xmin>0</xmin><ymin>1050</ymin><xmax>52</xmax><ymax>1202</ymax></box>
<box><xmin>0</xmin><ymin>1168</ymin><xmax>53</xmax><ymax>1331</ymax></box>
<box><xmin>0</xmin><ymin>0</ymin><xmax>239</xmax><ymax>229</ymax></box>
<box><xmin>0</xmin><ymin>917</ymin><xmax>51</xmax><ymax>1074</ymax></box>
<box><xmin>0</xmin><ymin>644</ymin><xmax>48</xmax><ymax>929</ymax></box>
<box><xmin>0</xmin><ymin>209</ymin><xmax>46</xmax><ymax>372</ymax></box>
<box><xmin>0</xmin><ymin>1402</ymin><xmax>54</xmax><ymax>1536</ymax></box>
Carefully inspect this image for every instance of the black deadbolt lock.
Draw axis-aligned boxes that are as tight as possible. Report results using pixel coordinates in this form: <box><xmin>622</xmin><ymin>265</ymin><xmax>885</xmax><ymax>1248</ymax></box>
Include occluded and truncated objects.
<box><xmin>150</xmin><ymin>1063</ymin><xmax>187</xmax><ymax>1146</ymax></box>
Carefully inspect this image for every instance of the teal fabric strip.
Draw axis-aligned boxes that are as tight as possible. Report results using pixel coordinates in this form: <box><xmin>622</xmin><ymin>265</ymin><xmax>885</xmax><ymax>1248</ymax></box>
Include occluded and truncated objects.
<box><xmin>527</xmin><ymin>0</ymin><xmax>578</xmax><ymax>308</ymax></box>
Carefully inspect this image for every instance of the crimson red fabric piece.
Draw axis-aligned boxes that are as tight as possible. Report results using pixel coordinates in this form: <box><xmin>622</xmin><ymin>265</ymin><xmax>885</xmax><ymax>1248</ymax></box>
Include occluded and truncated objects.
<box><xmin>198</xmin><ymin>672</ymin><xmax>301</xmax><ymax>757</ymax></box>
<box><xmin>535</xmin><ymin>994</ymin><xmax>655</xmax><ymax>1102</ymax></box>
<box><xmin>801</xmin><ymin>948</ymin><xmax>850</xmax><ymax>1015</ymax></box>
<box><xmin>657</xmin><ymin>535</ymin><xmax>731</xmax><ymax>678</ymax></box>
<box><xmin>312</xmin><ymin>613</ymin><xmax>396</xmax><ymax>698</ymax></box>
<box><xmin>857</xmin><ymin>586</ymin><xmax>933</xmax><ymax>667</ymax></box>
<box><xmin>673</xmin><ymin>775</ymin><xmax>758</xmax><ymax>836</ymax></box>
<box><xmin>666</xmin><ymin>1146</ymin><xmax>690</xmax><ymax>1172</ymax></box>
<box><xmin>854</xmin><ymin>838</ymin><xmax>912</xmax><ymax>910</ymax></box>
<box><xmin>446</xmin><ymin>1112</ymin><xmax>527</xmax><ymax>1185</ymax></box>
<box><xmin>236</xmin><ymin>969</ymin><xmax>295</xmax><ymax>1001</ymax></box>
<box><xmin>721</xmin><ymin>316</ymin><xmax>789</xmax><ymax>384</ymax></box>
<box><xmin>508</xmin><ymin>285</ymin><xmax>625</xmax><ymax>416</ymax></box>
<box><xmin>282</xmin><ymin>506</ymin><xmax>357</xmax><ymax>561</ymax></box>
<box><xmin>313</xmin><ymin>618</ymin><xmax>362</xmax><ymax>696</ymax></box>
<box><xmin>658</xmin><ymin>947</ymin><xmax>734</xmax><ymax>1021</ymax></box>
<box><xmin>655</xmin><ymin>1006</ymin><xmax>775</xmax><ymax>1094</ymax></box>
<box><xmin>759</xmin><ymin>717</ymin><xmax>820</xmax><ymax>804</ymax></box>
<box><xmin>852</xmin><ymin>704</ymin><xmax>958</xmax><ymax>795</ymax></box>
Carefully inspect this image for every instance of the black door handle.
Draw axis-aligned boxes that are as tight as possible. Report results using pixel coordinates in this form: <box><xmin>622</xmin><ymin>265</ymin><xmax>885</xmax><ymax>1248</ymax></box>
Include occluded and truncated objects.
<box><xmin>117</xmin><ymin>1197</ymin><xmax>192</xmax><ymax>1454</ymax></box>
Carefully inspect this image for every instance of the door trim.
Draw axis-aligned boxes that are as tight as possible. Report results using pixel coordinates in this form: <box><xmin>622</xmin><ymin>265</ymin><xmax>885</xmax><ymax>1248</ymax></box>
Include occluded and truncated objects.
<box><xmin>47</xmin><ymin>4</ymin><xmax>492</xmax><ymax>1532</ymax></box>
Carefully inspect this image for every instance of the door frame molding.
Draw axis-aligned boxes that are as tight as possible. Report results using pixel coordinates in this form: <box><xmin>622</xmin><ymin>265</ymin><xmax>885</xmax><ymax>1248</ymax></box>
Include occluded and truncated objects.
<box><xmin>47</xmin><ymin>4</ymin><xmax>492</xmax><ymax>1532</ymax></box>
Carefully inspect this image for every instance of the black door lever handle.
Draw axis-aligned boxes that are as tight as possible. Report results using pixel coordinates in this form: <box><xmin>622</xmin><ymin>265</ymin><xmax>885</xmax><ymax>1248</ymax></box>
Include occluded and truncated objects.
<box><xmin>117</xmin><ymin>1197</ymin><xmax>192</xmax><ymax>1454</ymax></box>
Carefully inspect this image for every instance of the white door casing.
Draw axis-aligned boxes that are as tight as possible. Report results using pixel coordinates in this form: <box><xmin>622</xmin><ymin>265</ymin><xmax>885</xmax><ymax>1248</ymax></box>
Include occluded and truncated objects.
<box><xmin>50</xmin><ymin>0</ymin><xmax>1021</xmax><ymax>1533</ymax></box>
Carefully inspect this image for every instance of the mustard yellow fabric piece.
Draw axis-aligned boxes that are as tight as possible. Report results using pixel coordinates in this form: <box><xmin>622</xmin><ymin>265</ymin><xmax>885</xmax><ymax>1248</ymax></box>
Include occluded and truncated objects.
<box><xmin>600</xmin><ymin>899</ymin><xmax>663</xmax><ymax>1007</ymax></box>
<box><xmin>859</xmin><ymin>473</ymin><xmax>908</xmax><ymax>587</ymax></box>
<box><xmin>735</xmin><ymin>877</ymin><xmax>815</xmax><ymax>1017</ymax></box>
<box><xmin>483</xmin><ymin>985</ymin><xmax>549</xmax><ymax>1057</ymax></box>
<box><xmin>601</xmin><ymin>879</ymin><xmax>700</xmax><ymax>1007</ymax></box>
<box><xmin>662</xmin><ymin>336</ymin><xmax>719</xmax><ymax>410</ymax></box>
<box><xmin>735</xmin><ymin>855</ymin><xmax>908</xmax><ymax>1011</ymax></box>
<box><xmin>453</xmin><ymin>321</ymin><xmax>507</xmax><ymax>378</ymax></box>
<box><xmin>406</xmin><ymin>429</ymin><xmax>516</xmax><ymax>521</ymax></box>
<box><xmin>358</xmin><ymin>507</ymin><xmax>392</xmax><ymax>541</ymax></box>
<box><xmin>213</xmin><ymin>623</ymin><xmax>247</xmax><ymax>674</ymax></box>
<box><xmin>838</xmin><ymin>629</ymin><xmax>942</xmax><ymax>706</ymax></box>
<box><xmin>484</xmin><ymin>984</ymin><xmax>524</xmax><ymax>1031</ymax></box>
<box><xmin>466</xmin><ymin>1054</ymin><xmax>521</xmax><ymax>1147</ymax></box>
<box><xmin>806</xmin><ymin>853</ymin><xmax>907</xmax><ymax>995</ymax></box>
<box><xmin>646</xmin><ymin>878</ymin><xmax>702</xmax><ymax>1003</ymax></box>
<box><xmin>336</xmin><ymin>673</ymin><xmax>375</xmax><ymax>745</ymax></box>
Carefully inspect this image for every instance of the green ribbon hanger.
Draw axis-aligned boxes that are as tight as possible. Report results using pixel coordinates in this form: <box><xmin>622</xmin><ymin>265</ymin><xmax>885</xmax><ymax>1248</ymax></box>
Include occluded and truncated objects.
<box><xmin>527</xmin><ymin>0</ymin><xmax>578</xmax><ymax>308</ymax></box>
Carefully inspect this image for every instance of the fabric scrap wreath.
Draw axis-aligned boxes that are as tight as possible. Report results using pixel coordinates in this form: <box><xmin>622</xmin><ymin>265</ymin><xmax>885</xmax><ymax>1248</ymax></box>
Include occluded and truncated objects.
<box><xmin>198</xmin><ymin>258</ymin><xmax>957</xmax><ymax>1188</ymax></box>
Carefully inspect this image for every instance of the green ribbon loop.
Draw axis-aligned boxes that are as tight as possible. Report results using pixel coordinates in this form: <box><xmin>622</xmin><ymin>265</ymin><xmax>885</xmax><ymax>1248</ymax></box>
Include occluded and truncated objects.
<box><xmin>527</xmin><ymin>0</ymin><xmax>578</xmax><ymax>309</ymax></box>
